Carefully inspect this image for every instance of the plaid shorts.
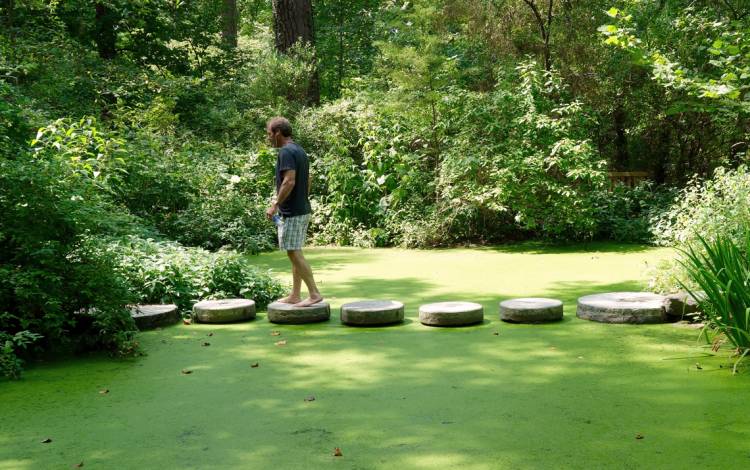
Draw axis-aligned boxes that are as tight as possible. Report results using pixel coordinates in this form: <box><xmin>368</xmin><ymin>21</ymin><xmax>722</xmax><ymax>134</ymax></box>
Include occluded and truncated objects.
<box><xmin>278</xmin><ymin>213</ymin><xmax>311</xmax><ymax>251</ymax></box>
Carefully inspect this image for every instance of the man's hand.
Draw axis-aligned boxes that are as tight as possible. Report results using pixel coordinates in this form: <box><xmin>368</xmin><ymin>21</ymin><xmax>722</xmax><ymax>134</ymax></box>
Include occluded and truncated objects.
<box><xmin>266</xmin><ymin>203</ymin><xmax>278</xmax><ymax>220</ymax></box>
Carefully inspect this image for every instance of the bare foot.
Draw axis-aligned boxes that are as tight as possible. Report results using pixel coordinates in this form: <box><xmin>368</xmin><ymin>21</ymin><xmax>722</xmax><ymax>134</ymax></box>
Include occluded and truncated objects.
<box><xmin>294</xmin><ymin>295</ymin><xmax>324</xmax><ymax>307</ymax></box>
<box><xmin>277</xmin><ymin>294</ymin><xmax>301</xmax><ymax>304</ymax></box>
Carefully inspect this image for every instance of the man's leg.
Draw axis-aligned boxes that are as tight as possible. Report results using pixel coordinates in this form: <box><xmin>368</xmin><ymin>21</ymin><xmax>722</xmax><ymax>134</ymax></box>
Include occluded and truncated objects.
<box><xmin>277</xmin><ymin>260</ymin><xmax>302</xmax><ymax>304</ymax></box>
<box><xmin>276</xmin><ymin>218</ymin><xmax>302</xmax><ymax>304</ymax></box>
<box><xmin>288</xmin><ymin>249</ymin><xmax>323</xmax><ymax>307</ymax></box>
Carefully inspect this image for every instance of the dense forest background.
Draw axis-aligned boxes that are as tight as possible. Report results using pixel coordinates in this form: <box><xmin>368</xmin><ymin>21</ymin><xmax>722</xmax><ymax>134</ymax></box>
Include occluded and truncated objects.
<box><xmin>1</xmin><ymin>0</ymin><xmax>749</xmax><ymax>375</ymax></box>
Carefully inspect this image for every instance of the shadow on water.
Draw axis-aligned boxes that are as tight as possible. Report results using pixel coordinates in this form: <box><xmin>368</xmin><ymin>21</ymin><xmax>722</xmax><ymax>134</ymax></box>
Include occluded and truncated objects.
<box><xmin>477</xmin><ymin>240</ymin><xmax>657</xmax><ymax>255</ymax></box>
<box><xmin>246</xmin><ymin>247</ymin><xmax>374</xmax><ymax>274</ymax></box>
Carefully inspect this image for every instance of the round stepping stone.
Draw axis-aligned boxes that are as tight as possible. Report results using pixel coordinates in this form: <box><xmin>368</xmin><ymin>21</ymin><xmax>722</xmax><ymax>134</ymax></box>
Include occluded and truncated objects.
<box><xmin>131</xmin><ymin>304</ymin><xmax>180</xmax><ymax>330</ymax></box>
<box><xmin>500</xmin><ymin>298</ymin><xmax>563</xmax><ymax>323</ymax></box>
<box><xmin>192</xmin><ymin>299</ymin><xmax>256</xmax><ymax>323</ymax></box>
<box><xmin>419</xmin><ymin>302</ymin><xmax>483</xmax><ymax>327</ymax></box>
<box><xmin>576</xmin><ymin>292</ymin><xmax>666</xmax><ymax>324</ymax></box>
<box><xmin>340</xmin><ymin>300</ymin><xmax>404</xmax><ymax>326</ymax></box>
<box><xmin>663</xmin><ymin>291</ymin><xmax>703</xmax><ymax>320</ymax></box>
<box><xmin>267</xmin><ymin>301</ymin><xmax>330</xmax><ymax>324</ymax></box>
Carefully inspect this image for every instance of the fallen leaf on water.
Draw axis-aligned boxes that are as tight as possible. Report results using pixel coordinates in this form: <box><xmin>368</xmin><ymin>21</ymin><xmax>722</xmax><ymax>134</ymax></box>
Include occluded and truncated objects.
<box><xmin>99</xmin><ymin>389</ymin><xmax>109</xmax><ymax>395</ymax></box>
<box><xmin>183</xmin><ymin>319</ymin><xmax>191</xmax><ymax>325</ymax></box>
<box><xmin>333</xmin><ymin>447</ymin><xmax>343</xmax><ymax>457</ymax></box>
<box><xmin>275</xmin><ymin>340</ymin><xmax>287</xmax><ymax>346</ymax></box>
<box><xmin>202</xmin><ymin>342</ymin><xmax>211</xmax><ymax>347</ymax></box>
<box><xmin>271</xmin><ymin>331</ymin><xmax>281</xmax><ymax>336</ymax></box>
<box><xmin>493</xmin><ymin>332</ymin><xmax>499</xmax><ymax>336</ymax></box>
<box><xmin>304</xmin><ymin>395</ymin><xmax>315</xmax><ymax>402</ymax></box>
<box><xmin>695</xmin><ymin>363</ymin><xmax>703</xmax><ymax>370</ymax></box>
<box><xmin>181</xmin><ymin>369</ymin><xmax>193</xmax><ymax>375</ymax></box>
<box><xmin>207</xmin><ymin>332</ymin><xmax>214</xmax><ymax>337</ymax></box>
<box><xmin>74</xmin><ymin>462</ymin><xmax>84</xmax><ymax>468</ymax></box>
<box><xmin>251</xmin><ymin>362</ymin><xmax>259</xmax><ymax>368</ymax></box>
<box><xmin>41</xmin><ymin>438</ymin><xmax>52</xmax><ymax>444</ymax></box>
<box><xmin>635</xmin><ymin>433</ymin><xmax>644</xmax><ymax>440</ymax></box>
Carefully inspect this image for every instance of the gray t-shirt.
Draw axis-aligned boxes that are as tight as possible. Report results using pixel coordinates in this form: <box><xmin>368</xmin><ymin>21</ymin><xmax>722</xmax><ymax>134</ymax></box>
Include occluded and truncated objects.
<box><xmin>275</xmin><ymin>142</ymin><xmax>311</xmax><ymax>217</ymax></box>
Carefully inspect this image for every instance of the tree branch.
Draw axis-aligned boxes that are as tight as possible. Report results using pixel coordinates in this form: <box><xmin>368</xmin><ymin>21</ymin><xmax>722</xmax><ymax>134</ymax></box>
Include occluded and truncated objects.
<box><xmin>522</xmin><ymin>0</ymin><xmax>546</xmax><ymax>41</ymax></box>
<box><xmin>721</xmin><ymin>0</ymin><xmax>748</xmax><ymax>20</ymax></box>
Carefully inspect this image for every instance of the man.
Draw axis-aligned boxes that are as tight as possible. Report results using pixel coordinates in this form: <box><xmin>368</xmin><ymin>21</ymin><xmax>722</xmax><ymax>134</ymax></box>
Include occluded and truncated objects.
<box><xmin>265</xmin><ymin>117</ymin><xmax>323</xmax><ymax>307</ymax></box>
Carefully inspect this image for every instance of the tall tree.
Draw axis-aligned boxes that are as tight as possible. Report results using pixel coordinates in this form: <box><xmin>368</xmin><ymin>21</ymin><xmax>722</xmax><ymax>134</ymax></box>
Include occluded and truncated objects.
<box><xmin>222</xmin><ymin>0</ymin><xmax>238</xmax><ymax>49</ymax></box>
<box><xmin>315</xmin><ymin>0</ymin><xmax>379</xmax><ymax>99</ymax></box>
<box><xmin>272</xmin><ymin>0</ymin><xmax>319</xmax><ymax>103</ymax></box>
<box><xmin>94</xmin><ymin>2</ymin><xmax>118</xmax><ymax>60</ymax></box>
<box><xmin>1</xmin><ymin>0</ymin><xmax>13</xmax><ymax>28</ymax></box>
<box><xmin>522</xmin><ymin>0</ymin><xmax>554</xmax><ymax>71</ymax></box>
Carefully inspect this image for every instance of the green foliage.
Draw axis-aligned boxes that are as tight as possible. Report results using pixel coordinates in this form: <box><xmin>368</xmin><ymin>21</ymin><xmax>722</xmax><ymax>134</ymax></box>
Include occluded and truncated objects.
<box><xmin>600</xmin><ymin>4</ymin><xmax>750</xmax><ymax>113</ymax></box>
<box><xmin>299</xmin><ymin>60</ymin><xmax>607</xmax><ymax>246</ymax></box>
<box><xmin>0</xmin><ymin>116</ymin><xmax>141</xmax><ymax>378</ymax></box>
<box><xmin>111</xmin><ymin>237</ymin><xmax>286</xmax><ymax>312</ymax></box>
<box><xmin>163</xmin><ymin>153</ymin><xmax>277</xmax><ymax>253</ymax></box>
<box><xmin>653</xmin><ymin>166</ymin><xmax>750</xmax><ymax>247</ymax></box>
<box><xmin>0</xmin><ymin>330</ymin><xmax>43</xmax><ymax>380</ymax></box>
<box><xmin>651</xmin><ymin>166</ymin><xmax>750</xmax><ymax>292</ymax></box>
<box><xmin>591</xmin><ymin>182</ymin><xmax>676</xmax><ymax>243</ymax></box>
<box><xmin>679</xmin><ymin>234</ymin><xmax>750</xmax><ymax>372</ymax></box>
<box><xmin>315</xmin><ymin>0</ymin><xmax>380</xmax><ymax>99</ymax></box>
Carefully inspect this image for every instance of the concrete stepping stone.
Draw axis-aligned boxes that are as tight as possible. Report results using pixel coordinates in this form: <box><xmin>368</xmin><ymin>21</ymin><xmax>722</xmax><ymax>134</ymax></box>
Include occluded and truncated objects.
<box><xmin>663</xmin><ymin>291</ymin><xmax>703</xmax><ymax>321</ymax></box>
<box><xmin>340</xmin><ymin>300</ymin><xmax>404</xmax><ymax>326</ymax></box>
<box><xmin>419</xmin><ymin>302</ymin><xmax>483</xmax><ymax>327</ymax></box>
<box><xmin>192</xmin><ymin>299</ymin><xmax>256</xmax><ymax>323</ymax></box>
<box><xmin>576</xmin><ymin>292</ymin><xmax>666</xmax><ymax>324</ymax></box>
<box><xmin>131</xmin><ymin>304</ymin><xmax>180</xmax><ymax>330</ymax></box>
<box><xmin>267</xmin><ymin>301</ymin><xmax>330</xmax><ymax>324</ymax></box>
<box><xmin>500</xmin><ymin>298</ymin><xmax>563</xmax><ymax>323</ymax></box>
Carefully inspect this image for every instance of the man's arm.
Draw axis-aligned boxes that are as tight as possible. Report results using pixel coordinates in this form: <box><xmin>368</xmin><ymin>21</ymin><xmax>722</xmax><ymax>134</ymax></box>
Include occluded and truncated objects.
<box><xmin>266</xmin><ymin>170</ymin><xmax>296</xmax><ymax>219</ymax></box>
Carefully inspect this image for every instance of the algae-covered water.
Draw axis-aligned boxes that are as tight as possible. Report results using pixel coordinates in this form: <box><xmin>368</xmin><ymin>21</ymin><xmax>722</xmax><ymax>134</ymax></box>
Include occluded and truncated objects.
<box><xmin>2</xmin><ymin>244</ymin><xmax>748</xmax><ymax>469</ymax></box>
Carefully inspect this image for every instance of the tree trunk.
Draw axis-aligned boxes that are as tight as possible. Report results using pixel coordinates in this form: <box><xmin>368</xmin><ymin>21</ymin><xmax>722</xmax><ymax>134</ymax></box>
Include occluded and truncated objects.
<box><xmin>612</xmin><ymin>104</ymin><xmax>629</xmax><ymax>170</ymax></box>
<box><xmin>95</xmin><ymin>2</ymin><xmax>117</xmax><ymax>60</ymax></box>
<box><xmin>272</xmin><ymin>0</ymin><xmax>319</xmax><ymax>104</ymax></box>
<box><xmin>3</xmin><ymin>0</ymin><xmax>15</xmax><ymax>52</ymax></box>
<box><xmin>272</xmin><ymin>0</ymin><xmax>314</xmax><ymax>53</ymax></box>
<box><xmin>336</xmin><ymin>4</ymin><xmax>345</xmax><ymax>97</ymax></box>
<box><xmin>222</xmin><ymin>0</ymin><xmax>238</xmax><ymax>49</ymax></box>
<box><xmin>2</xmin><ymin>0</ymin><xmax>13</xmax><ymax>28</ymax></box>
<box><xmin>522</xmin><ymin>0</ymin><xmax>554</xmax><ymax>71</ymax></box>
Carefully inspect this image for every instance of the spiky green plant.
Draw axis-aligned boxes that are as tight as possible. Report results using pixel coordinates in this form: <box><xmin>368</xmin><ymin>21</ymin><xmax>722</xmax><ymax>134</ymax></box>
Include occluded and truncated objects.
<box><xmin>679</xmin><ymin>233</ymin><xmax>750</xmax><ymax>373</ymax></box>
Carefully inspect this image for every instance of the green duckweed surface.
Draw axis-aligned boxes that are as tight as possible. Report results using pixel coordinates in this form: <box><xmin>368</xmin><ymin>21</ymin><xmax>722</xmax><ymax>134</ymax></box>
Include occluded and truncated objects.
<box><xmin>2</xmin><ymin>243</ymin><xmax>748</xmax><ymax>469</ymax></box>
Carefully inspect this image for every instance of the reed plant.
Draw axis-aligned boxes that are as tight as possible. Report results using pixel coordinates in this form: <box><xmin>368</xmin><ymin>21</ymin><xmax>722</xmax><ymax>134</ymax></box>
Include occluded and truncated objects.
<box><xmin>679</xmin><ymin>233</ymin><xmax>750</xmax><ymax>373</ymax></box>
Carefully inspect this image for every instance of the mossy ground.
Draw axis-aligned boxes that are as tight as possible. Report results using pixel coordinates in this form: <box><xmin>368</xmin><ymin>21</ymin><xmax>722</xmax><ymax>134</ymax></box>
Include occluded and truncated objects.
<box><xmin>2</xmin><ymin>243</ymin><xmax>748</xmax><ymax>469</ymax></box>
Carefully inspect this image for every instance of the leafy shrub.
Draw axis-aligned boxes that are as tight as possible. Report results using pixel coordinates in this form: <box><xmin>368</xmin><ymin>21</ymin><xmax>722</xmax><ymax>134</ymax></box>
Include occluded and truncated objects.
<box><xmin>296</xmin><ymin>99</ymin><xmax>390</xmax><ymax>246</ymax></box>
<box><xmin>679</xmin><ymin>234</ymin><xmax>750</xmax><ymax>372</ymax></box>
<box><xmin>109</xmin><ymin>104</ymin><xmax>278</xmax><ymax>253</ymax></box>
<box><xmin>0</xmin><ymin>117</ymin><xmax>142</xmax><ymax>378</ymax></box>
<box><xmin>651</xmin><ymin>166</ymin><xmax>750</xmax><ymax>292</ymax></box>
<box><xmin>171</xmin><ymin>41</ymin><xmax>313</xmax><ymax>144</ymax></box>
<box><xmin>163</xmin><ymin>147</ymin><xmax>278</xmax><ymax>254</ymax></box>
<box><xmin>0</xmin><ymin>330</ymin><xmax>43</xmax><ymax>379</ymax></box>
<box><xmin>652</xmin><ymin>166</ymin><xmax>750</xmax><ymax>247</ymax></box>
<box><xmin>591</xmin><ymin>182</ymin><xmax>676</xmax><ymax>243</ymax></box>
<box><xmin>111</xmin><ymin>236</ymin><xmax>286</xmax><ymax>312</ymax></box>
<box><xmin>298</xmin><ymin>61</ymin><xmax>608</xmax><ymax>246</ymax></box>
